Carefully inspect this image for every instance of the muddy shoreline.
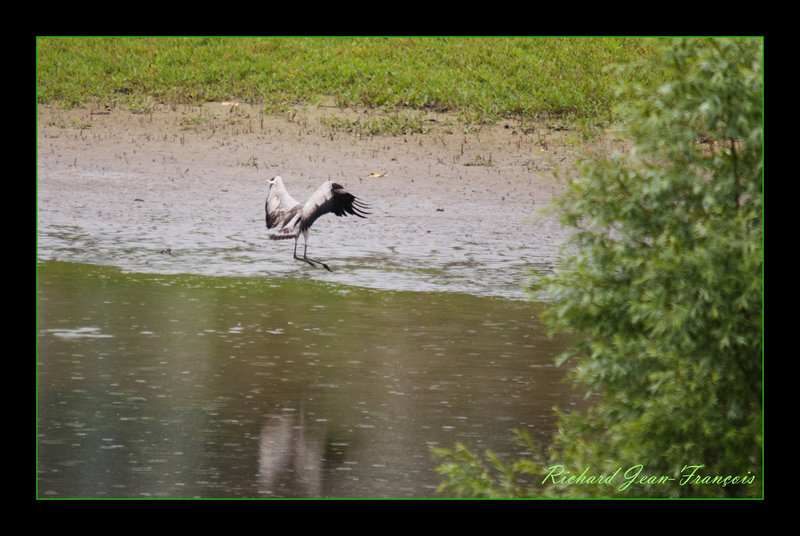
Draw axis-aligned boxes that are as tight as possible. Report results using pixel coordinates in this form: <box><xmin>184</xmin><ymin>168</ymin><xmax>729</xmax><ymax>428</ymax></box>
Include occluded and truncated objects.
<box><xmin>37</xmin><ymin>102</ymin><xmax>585</xmax><ymax>299</ymax></box>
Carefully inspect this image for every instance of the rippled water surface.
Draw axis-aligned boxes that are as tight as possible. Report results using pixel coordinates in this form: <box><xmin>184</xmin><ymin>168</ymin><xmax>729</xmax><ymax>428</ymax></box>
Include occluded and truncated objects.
<box><xmin>36</xmin><ymin>160</ymin><xmax>566</xmax><ymax>301</ymax></box>
<box><xmin>37</xmin><ymin>261</ymin><xmax>583</xmax><ymax>498</ymax></box>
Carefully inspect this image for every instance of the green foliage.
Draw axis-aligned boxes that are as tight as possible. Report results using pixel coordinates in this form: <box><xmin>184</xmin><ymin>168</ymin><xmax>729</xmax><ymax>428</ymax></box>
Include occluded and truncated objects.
<box><xmin>36</xmin><ymin>37</ymin><xmax>664</xmax><ymax>125</ymax></box>
<box><xmin>432</xmin><ymin>430</ymin><xmax>547</xmax><ymax>498</ymax></box>
<box><xmin>323</xmin><ymin>111</ymin><xmax>430</xmax><ymax>136</ymax></box>
<box><xmin>434</xmin><ymin>38</ymin><xmax>763</xmax><ymax>498</ymax></box>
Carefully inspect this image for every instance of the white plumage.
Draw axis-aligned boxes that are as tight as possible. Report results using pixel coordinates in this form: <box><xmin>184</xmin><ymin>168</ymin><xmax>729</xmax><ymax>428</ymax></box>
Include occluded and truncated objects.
<box><xmin>265</xmin><ymin>176</ymin><xmax>370</xmax><ymax>271</ymax></box>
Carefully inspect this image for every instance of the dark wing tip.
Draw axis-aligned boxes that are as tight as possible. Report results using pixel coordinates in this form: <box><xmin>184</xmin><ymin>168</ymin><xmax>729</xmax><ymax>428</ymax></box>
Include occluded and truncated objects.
<box><xmin>331</xmin><ymin>187</ymin><xmax>371</xmax><ymax>218</ymax></box>
<box><xmin>351</xmin><ymin>198</ymin><xmax>371</xmax><ymax>217</ymax></box>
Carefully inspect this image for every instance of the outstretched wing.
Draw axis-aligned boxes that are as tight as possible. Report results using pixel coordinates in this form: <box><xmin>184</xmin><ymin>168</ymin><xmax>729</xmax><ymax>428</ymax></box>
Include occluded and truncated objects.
<box><xmin>300</xmin><ymin>181</ymin><xmax>371</xmax><ymax>233</ymax></box>
<box><xmin>266</xmin><ymin>176</ymin><xmax>302</xmax><ymax>230</ymax></box>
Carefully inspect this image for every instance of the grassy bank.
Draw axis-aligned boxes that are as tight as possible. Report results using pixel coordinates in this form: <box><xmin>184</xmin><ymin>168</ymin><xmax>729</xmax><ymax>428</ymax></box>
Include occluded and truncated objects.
<box><xmin>37</xmin><ymin>37</ymin><xmax>665</xmax><ymax>125</ymax></box>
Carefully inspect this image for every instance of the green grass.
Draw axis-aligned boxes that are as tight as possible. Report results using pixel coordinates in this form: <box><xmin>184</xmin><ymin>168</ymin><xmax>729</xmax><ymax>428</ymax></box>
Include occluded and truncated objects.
<box><xmin>36</xmin><ymin>37</ymin><xmax>666</xmax><ymax>126</ymax></box>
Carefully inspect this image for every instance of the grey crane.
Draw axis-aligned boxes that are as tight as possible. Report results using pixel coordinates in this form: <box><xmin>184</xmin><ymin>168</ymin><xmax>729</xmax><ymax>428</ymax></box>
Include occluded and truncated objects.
<box><xmin>265</xmin><ymin>176</ymin><xmax>370</xmax><ymax>271</ymax></box>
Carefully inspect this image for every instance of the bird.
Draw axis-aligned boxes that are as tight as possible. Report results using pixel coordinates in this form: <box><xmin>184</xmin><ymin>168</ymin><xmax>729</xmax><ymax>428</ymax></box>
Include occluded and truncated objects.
<box><xmin>265</xmin><ymin>176</ymin><xmax>370</xmax><ymax>272</ymax></box>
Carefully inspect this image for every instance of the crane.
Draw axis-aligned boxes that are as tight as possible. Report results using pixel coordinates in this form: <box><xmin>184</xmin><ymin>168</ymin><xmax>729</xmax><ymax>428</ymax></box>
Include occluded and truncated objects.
<box><xmin>265</xmin><ymin>176</ymin><xmax>370</xmax><ymax>271</ymax></box>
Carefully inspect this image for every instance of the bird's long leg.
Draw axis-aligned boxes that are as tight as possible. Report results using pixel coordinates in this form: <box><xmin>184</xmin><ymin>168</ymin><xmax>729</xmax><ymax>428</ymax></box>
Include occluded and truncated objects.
<box><xmin>303</xmin><ymin>242</ymin><xmax>331</xmax><ymax>272</ymax></box>
<box><xmin>300</xmin><ymin>234</ymin><xmax>331</xmax><ymax>272</ymax></box>
<box><xmin>292</xmin><ymin>236</ymin><xmax>331</xmax><ymax>271</ymax></box>
<box><xmin>293</xmin><ymin>238</ymin><xmax>317</xmax><ymax>268</ymax></box>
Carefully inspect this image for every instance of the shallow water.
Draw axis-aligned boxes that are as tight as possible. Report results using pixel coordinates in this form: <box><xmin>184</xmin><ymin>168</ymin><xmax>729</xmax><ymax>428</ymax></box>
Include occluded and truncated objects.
<box><xmin>36</xmin><ymin>163</ymin><xmax>565</xmax><ymax>301</ymax></box>
<box><xmin>37</xmin><ymin>261</ymin><xmax>583</xmax><ymax>498</ymax></box>
<box><xmin>37</xmin><ymin>107</ymin><xmax>585</xmax><ymax>497</ymax></box>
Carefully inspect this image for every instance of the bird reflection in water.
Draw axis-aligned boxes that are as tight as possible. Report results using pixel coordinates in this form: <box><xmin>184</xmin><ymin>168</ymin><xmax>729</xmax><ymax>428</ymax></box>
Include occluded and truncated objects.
<box><xmin>257</xmin><ymin>410</ymin><xmax>324</xmax><ymax>498</ymax></box>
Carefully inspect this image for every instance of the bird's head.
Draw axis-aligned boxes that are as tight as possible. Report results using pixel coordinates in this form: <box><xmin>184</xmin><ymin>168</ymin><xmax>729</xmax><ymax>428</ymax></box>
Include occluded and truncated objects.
<box><xmin>268</xmin><ymin>176</ymin><xmax>281</xmax><ymax>185</ymax></box>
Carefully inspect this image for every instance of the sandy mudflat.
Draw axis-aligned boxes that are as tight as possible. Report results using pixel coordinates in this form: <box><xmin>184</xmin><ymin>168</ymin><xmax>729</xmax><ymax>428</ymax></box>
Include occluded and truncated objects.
<box><xmin>37</xmin><ymin>101</ymin><xmax>587</xmax><ymax>299</ymax></box>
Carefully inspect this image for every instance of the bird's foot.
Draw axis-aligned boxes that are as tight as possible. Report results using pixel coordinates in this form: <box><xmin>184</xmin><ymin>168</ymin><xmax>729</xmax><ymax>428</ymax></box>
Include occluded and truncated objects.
<box><xmin>294</xmin><ymin>254</ymin><xmax>316</xmax><ymax>268</ymax></box>
<box><xmin>295</xmin><ymin>255</ymin><xmax>332</xmax><ymax>272</ymax></box>
<box><xmin>309</xmin><ymin>258</ymin><xmax>332</xmax><ymax>272</ymax></box>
